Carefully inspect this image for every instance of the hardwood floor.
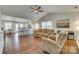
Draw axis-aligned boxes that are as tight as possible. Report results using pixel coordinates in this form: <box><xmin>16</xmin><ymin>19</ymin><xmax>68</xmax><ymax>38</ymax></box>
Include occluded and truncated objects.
<box><xmin>3</xmin><ymin>33</ymin><xmax>79</xmax><ymax>54</ymax></box>
<box><xmin>61</xmin><ymin>39</ymin><xmax>79</xmax><ymax>54</ymax></box>
<box><xmin>3</xmin><ymin>33</ymin><xmax>43</xmax><ymax>54</ymax></box>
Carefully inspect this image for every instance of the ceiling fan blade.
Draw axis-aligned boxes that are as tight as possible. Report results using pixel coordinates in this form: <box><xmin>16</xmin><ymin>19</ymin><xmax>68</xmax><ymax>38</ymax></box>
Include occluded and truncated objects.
<box><xmin>38</xmin><ymin>10</ymin><xmax>43</xmax><ymax>12</ymax></box>
<box><xmin>33</xmin><ymin>5</ymin><xmax>38</xmax><ymax>9</ymax></box>
<box><xmin>35</xmin><ymin>5</ymin><xmax>38</xmax><ymax>9</ymax></box>
<box><xmin>38</xmin><ymin>6</ymin><xmax>41</xmax><ymax>9</ymax></box>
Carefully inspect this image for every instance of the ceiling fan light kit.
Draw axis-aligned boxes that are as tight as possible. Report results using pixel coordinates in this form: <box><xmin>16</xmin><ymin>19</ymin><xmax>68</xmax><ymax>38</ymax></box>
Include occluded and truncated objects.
<box><xmin>31</xmin><ymin>5</ymin><xmax>43</xmax><ymax>14</ymax></box>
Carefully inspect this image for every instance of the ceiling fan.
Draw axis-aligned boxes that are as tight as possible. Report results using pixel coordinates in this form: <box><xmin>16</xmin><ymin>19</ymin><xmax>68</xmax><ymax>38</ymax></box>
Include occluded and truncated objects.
<box><xmin>30</xmin><ymin>5</ymin><xmax>43</xmax><ymax>14</ymax></box>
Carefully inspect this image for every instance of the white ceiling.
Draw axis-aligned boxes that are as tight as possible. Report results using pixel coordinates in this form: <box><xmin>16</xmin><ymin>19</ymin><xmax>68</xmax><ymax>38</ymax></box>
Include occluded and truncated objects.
<box><xmin>0</xmin><ymin>5</ymin><xmax>79</xmax><ymax>20</ymax></box>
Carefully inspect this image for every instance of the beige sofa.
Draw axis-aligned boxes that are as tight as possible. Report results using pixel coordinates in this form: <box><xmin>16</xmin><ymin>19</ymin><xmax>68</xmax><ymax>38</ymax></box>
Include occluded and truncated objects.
<box><xmin>42</xmin><ymin>33</ymin><xmax>67</xmax><ymax>54</ymax></box>
<box><xmin>34</xmin><ymin>29</ymin><xmax>54</xmax><ymax>38</ymax></box>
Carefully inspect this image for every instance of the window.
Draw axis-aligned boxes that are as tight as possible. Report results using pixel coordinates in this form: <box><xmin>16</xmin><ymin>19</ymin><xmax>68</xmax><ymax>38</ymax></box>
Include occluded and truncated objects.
<box><xmin>41</xmin><ymin>22</ymin><xmax>47</xmax><ymax>29</ymax></box>
<box><xmin>15</xmin><ymin>23</ymin><xmax>23</xmax><ymax>31</ymax></box>
<box><xmin>19</xmin><ymin>24</ymin><xmax>23</xmax><ymax>28</ymax></box>
<box><xmin>41</xmin><ymin>21</ymin><xmax>52</xmax><ymax>29</ymax></box>
<box><xmin>5</xmin><ymin>22</ymin><xmax>12</xmax><ymax>30</ymax></box>
<box><xmin>15</xmin><ymin>24</ymin><xmax>19</xmax><ymax>31</ymax></box>
<box><xmin>46</xmin><ymin>21</ymin><xmax>52</xmax><ymax>29</ymax></box>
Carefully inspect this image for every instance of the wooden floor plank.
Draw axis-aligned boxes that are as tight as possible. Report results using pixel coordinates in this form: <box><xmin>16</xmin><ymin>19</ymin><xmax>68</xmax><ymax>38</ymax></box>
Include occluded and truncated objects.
<box><xmin>3</xmin><ymin>33</ymin><xmax>79</xmax><ymax>54</ymax></box>
<box><xmin>61</xmin><ymin>39</ymin><xmax>79</xmax><ymax>54</ymax></box>
<box><xmin>3</xmin><ymin>33</ymin><xmax>43</xmax><ymax>54</ymax></box>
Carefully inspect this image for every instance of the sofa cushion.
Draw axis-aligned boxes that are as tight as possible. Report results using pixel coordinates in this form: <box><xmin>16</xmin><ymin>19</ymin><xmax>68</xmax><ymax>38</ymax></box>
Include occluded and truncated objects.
<box><xmin>48</xmin><ymin>34</ymin><xmax>56</xmax><ymax>41</ymax></box>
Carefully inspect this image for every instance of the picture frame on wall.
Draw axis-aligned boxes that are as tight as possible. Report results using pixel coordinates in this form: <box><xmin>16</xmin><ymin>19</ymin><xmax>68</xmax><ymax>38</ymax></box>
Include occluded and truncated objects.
<box><xmin>56</xmin><ymin>19</ymin><xmax>70</xmax><ymax>28</ymax></box>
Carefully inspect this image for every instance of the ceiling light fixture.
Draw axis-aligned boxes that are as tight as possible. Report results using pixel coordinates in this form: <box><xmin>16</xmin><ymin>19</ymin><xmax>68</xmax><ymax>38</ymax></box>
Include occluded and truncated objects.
<box><xmin>30</xmin><ymin>5</ymin><xmax>43</xmax><ymax>14</ymax></box>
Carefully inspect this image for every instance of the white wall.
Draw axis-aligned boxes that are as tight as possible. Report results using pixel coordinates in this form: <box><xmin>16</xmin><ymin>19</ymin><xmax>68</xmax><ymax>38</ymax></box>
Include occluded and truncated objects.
<box><xmin>40</xmin><ymin>12</ymin><xmax>79</xmax><ymax>31</ymax></box>
<box><xmin>40</xmin><ymin>12</ymin><xmax>79</xmax><ymax>48</ymax></box>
